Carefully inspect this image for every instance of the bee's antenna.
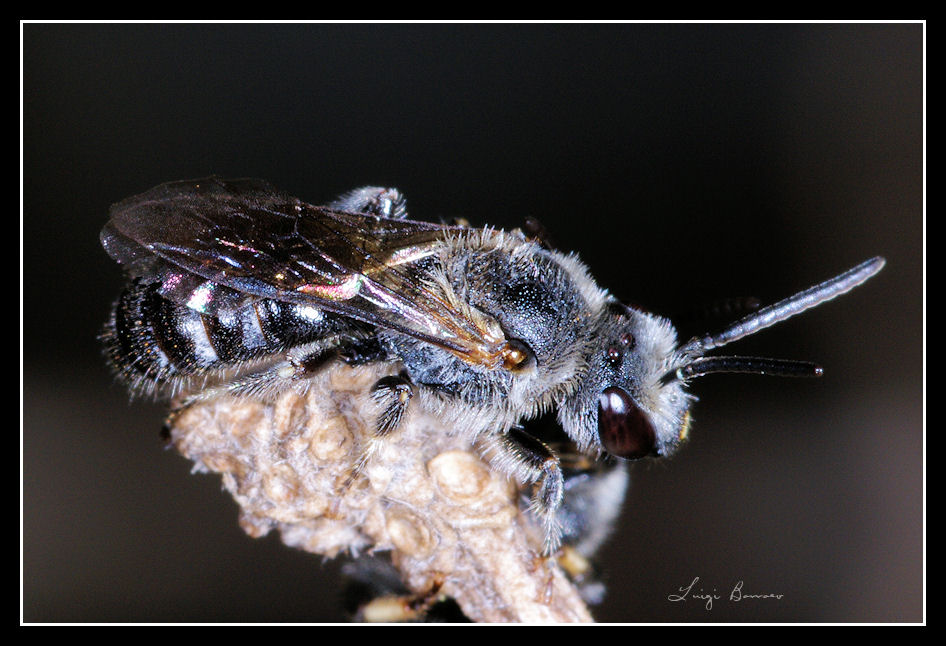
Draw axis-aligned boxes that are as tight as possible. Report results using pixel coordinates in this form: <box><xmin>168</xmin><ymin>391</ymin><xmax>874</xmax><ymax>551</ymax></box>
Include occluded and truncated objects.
<box><xmin>661</xmin><ymin>356</ymin><xmax>822</xmax><ymax>385</ymax></box>
<box><xmin>680</xmin><ymin>256</ymin><xmax>886</xmax><ymax>357</ymax></box>
<box><xmin>670</xmin><ymin>356</ymin><xmax>823</xmax><ymax>382</ymax></box>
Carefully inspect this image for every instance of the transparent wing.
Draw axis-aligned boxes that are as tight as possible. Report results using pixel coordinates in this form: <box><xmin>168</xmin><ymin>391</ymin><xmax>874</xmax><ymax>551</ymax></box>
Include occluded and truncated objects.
<box><xmin>101</xmin><ymin>177</ymin><xmax>510</xmax><ymax>367</ymax></box>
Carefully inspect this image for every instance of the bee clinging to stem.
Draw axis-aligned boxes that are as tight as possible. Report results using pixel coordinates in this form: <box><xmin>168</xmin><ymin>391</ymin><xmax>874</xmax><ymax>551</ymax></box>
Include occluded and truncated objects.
<box><xmin>101</xmin><ymin>177</ymin><xmax>885</xmax><ymax>554</ymax></box>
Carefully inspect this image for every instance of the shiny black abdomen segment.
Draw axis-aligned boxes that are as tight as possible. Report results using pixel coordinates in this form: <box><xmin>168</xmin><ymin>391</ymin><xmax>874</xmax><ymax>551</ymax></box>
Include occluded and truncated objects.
<box><xmin>103</xmin><ymin>279</ymin><xmax>366</xmax><ymax>389</ymax></box>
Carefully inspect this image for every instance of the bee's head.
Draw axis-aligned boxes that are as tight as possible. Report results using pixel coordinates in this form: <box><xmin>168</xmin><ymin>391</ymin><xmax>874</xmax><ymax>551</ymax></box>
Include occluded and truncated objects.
<box><xmin>559</xmin><ymin>257</ymin><xmax>885</xmax><ymax>462</ymax></box>
<box><xmin>558</xmin><ymin>303</ymin><xmax>693</xmax><ymax>460</ymax></box>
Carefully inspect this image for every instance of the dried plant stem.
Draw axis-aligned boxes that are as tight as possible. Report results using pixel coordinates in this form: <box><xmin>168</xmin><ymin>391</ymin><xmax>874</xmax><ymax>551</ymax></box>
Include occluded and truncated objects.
<box><xmin>170</xmin><ymin>363</ymin><xmax>593</xmax><ymax>623</ymax></box>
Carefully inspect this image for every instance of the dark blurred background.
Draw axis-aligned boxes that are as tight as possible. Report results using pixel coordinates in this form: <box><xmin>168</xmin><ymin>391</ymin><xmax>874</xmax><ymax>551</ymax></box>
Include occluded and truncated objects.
<box><xmin>23</xmin><ymin>23</ymin><xmax>922</xmax><ymax>623</ymax></box>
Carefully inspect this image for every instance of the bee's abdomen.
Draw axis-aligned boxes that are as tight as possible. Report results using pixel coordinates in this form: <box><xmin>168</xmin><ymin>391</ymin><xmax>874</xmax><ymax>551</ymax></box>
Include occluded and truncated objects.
<box><xmin>103</xmin><ymin>279</ymin><xmax>360</xmax><ymax>392</ymax></box>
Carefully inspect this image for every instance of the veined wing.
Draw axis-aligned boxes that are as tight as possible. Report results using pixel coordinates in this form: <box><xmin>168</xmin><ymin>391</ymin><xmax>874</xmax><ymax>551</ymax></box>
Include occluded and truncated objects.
<box><xmin>101</xmin><ymin>177</ymin><xmax>512</xmax><ymax>368</ymax></box>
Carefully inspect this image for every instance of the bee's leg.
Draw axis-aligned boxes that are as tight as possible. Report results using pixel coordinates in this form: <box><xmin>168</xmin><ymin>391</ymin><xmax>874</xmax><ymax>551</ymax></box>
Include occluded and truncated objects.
<box><xmin>482</xmin><ymin>427</ymin><xmax>565</xmax><ymax>555</ymax></box>
<box><xmin>509</xmin><ymin>216</ymin><xmax>555</xmax><ymax>248</ymax></box>
<box><xmin>342</xmin><ymin>556</ymin><xmax>458</xmax><ymax>622</ymax></box>
<box><xmin>164</xmin><ymin>352</ymin><xmax>327</xmax><ymax>438</ymax></box>
<box><xmin>346</xmin><ymin>373</ymin><xmax>414</xmax><ymax>478</ymax></box>
<box><xmin>171</xmin><ymin>347</ymin><xmax>336</xmax><ymax>414</ymax></box>
<box><xmin>327</xmin><ymin>187</ymin><xmax>407</xmax><ymax>219</ymax></box>
<box><xmin>370</xmin><ymin>374</ymin><xmax>415</xmax><ymax>437</ymax></box>
<box><xmin>521</xmin><ymin>216</ymin><xmax>557</xmax><ymax>250</ymax></box>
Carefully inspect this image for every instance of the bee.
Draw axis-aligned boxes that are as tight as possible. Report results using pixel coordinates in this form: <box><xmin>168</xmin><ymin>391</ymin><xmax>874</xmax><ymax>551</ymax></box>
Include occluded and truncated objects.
<box><xmin>101</xmin><ymin>176</ymin><xmax>885</xmax><ymax>554</ymax></box>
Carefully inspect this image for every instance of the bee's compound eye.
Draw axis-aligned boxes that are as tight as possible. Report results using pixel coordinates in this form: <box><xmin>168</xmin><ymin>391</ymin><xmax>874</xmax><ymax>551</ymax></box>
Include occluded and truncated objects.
<box><xmin>597</xmin><ymin>387</ymin><xmax>657</xmax><ymax>460</ymax></box>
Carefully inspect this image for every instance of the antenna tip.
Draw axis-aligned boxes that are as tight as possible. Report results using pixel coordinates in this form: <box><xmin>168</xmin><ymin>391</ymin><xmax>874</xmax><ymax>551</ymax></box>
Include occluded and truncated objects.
<box><xmin>846</xmin><ymin>256</ymin><xmax>886</xmax><ymax>289</ymax></box>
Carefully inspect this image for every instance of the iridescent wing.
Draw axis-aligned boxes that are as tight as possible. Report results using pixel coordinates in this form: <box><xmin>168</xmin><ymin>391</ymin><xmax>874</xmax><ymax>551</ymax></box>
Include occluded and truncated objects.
<box><xmin>101</xmin><ymin>177</ymin><xmax>513</xmax><ymax>368</ymax></box>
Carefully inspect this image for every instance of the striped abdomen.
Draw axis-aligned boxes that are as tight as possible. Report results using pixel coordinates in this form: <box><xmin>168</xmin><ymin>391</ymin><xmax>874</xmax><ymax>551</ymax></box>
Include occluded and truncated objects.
<box><xmin>103</xmin><ymin>279</ymin><xmax>366</xmax><ymax>394</ymax></box>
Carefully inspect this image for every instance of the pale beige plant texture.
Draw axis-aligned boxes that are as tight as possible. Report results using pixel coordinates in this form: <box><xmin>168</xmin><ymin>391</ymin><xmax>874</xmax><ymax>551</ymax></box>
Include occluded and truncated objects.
<box><xmin>170</xmin><ymin>362</ymin><xmax>594</xmax><ymax>623</ymax></box>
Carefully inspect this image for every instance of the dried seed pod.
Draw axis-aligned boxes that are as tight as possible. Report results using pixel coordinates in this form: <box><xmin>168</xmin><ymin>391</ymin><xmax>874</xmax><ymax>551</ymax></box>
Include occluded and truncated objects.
<box><xmin>168</xmin><ymin>363</ymin><xmax>593</xmax><ymax>623</ymax></box>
